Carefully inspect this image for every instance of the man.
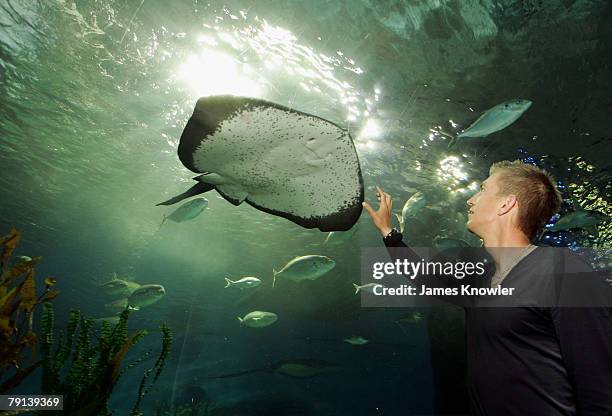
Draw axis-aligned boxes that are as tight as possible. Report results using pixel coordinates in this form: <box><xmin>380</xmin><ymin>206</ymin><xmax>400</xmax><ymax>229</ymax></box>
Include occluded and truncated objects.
<box><xmin>363</xmin><ymin>160</ymin><xmax>612</xmax><ymax>415</ymax></box>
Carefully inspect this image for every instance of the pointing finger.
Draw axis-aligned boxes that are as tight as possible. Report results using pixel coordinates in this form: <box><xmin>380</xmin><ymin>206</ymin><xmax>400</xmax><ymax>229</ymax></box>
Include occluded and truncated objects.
<box><xmin>362</xmin><ymin>201</ymin><xmax>375</xmax><ymax>217</ymax></box>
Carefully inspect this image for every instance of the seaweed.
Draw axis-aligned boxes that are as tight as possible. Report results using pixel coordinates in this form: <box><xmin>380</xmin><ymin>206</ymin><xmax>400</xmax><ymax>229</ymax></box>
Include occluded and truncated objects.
<box><xmin>1</xmin><ymin>228</ymin><xmax>173</xmax><ymax>415</ymax></box>
<box><xmin>39</xmin><ymin>303</ymin><xmax>173</xmax><ymax>415</ymax></box>
<box><xmin>0</xmin><ymin>229</ymin><xmax>59</xmax><ymax>394</ymax></box>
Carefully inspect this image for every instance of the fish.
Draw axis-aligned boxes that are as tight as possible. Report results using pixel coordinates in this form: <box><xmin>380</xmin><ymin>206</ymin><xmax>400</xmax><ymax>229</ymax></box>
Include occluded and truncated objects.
<box><xmin>323</xmin><ymin>224</ymin><xmax>359</xmax><ymax>245</ymax></box>
<box><xmin>156</xmin><ymin>96</ymin><xmax>364</xmax><ymax>232</ymax></box>
<box><xmin>548</xmin><ymin>206</ymin><xmax>608</xmax><ymax>232</ymax></box>
<box><xmin>224</xmin><ymin>276</ymin><xmax>261</xmax><ymax>289</ymax></box>
<box><xmin>352</xmin><ymin>282</ymin><xmax>384</xmax><ymax>295</ymax></box>
<box><xmin>211</xmin><ymin>359</ymin><xmax>340</xmax><ymax>379</ymax></box>
<box><xmin>17</xmin><ymin>255</ymin><xmax>32</xmax><ymax>262</ymax></box>
<box><xmin>343</xmin><ymin>335</ymin><xmax>369</xmax><ymax>345</ymax></box>
<box><xmin>127</xmin><ymin>284</ymin><xmax>166</xmax><ymax>310</ymax></box>
<box><xmin>272</xmin><ymin>255</ymin><xmax>335</xmax><ymax>287</ymax></box>
<box><xmin>395</xmin><ymin>192</ymin><xmax>427</xmax><ymax>233</ymax></box>
<box><xmin>99</xmin><ymin>273</ymin><xmax>141</xmax><ymax>297</ymax></box>
<box><xmin>446</xmin><ymin>99</ymin><xmax>533</xmax><ymax>146</ymax></box>
<box><xmin>237</xmin><ymin>311</ymin><xmax>278</xmax><ymax>328</ymax></box>
<box><xmin>275</xmin><ymin>359</ymin><xmax>340</xmax><ymax>377</ymax></box>
<box><xmin>161</xmin><ymin>197</ymin><xmax>208</xmax><ymax>226</ymax></box>
<box><xmin>105</xmin><ymin>284</ymin><xmax>165</xmax><ymax>313</ymax></box>
<box><xmin>396</xmin><ymin>311</ymin><xmax>424</xmax><ymax>324</ymax></box>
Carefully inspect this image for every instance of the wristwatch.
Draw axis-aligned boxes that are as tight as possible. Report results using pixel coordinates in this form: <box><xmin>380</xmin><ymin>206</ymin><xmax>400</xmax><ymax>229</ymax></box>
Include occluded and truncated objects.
<box><xmin>383</xmin><ymin>228</ymin><xmax>402</xmax><ymax>244</ymax></box>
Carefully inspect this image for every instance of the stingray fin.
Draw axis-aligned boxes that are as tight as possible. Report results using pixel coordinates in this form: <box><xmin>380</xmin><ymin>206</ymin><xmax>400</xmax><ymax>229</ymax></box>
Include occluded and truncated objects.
<box><xmin>194</xmin><ymin>173</ymin><xmax>227</xmax><ymax>185</ymax></box>
<box><xmin>216</xmin><ymin>185</ymin><xmax>248</xmax><ymax>206</ymax></box>
<box><xmin>156</xmin><ymin>182</ymin><xmax>214</xmax><ymax>206</ymax></box>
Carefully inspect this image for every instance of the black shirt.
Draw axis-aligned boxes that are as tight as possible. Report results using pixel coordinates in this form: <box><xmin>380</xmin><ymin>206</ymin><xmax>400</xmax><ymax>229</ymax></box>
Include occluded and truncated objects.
<box><xmin>383</xmin><ymin>235</ymin><xmax>612</xmax><ymax>415</ymax></box>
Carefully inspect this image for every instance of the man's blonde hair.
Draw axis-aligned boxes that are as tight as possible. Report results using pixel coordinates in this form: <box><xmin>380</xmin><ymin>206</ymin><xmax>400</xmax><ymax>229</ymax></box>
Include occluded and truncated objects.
<box><xmin>490</xmin><ymin>160</ymin><xmax>562</xmax><ymax>239</ymax></box>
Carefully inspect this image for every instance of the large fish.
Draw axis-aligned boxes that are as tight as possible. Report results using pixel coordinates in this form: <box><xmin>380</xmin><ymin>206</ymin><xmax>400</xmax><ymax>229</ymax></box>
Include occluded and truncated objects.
<box><xmin>395</xmin><ymin>192</ymin><xmax>427</xmax><ymax>233</ymax></box>
<box><xmin>273</xmin><ymin>255</ymin><xmax>335</xmax><ymax>287</ymax></box>
<box><xmin>99</xmin><ymin>273</ymin><xmax>140</xmax><ymax>297</ymax></box>
<box><xmin>128</xmin><ymin>284</ymin><xmax>166</xmax><ymax>309</ymax></box>
<box><xmin>448</xmin><ymin>99</ymin><xmax>532</xmax><ymax>146</ymax></box>
<box><xmin>107</xmin><ymin>284</ymin><xmax>166</xmax><ymax>312</ymax></box>
<box><xmin>157</xmin><ymin>96</ymin><xmax>363</xmax><ymax>231</ymax></box>
<box><xmin>161</xmin><ymin>197</ymin><xmax>208</xmax><ymax>226</ymax></box>
<box><xmin>237</xmin><ymin>310</ymin><xmax>278</xmax><ymax>328</ymax></box>
<box><xmin>549</xmin><ymin>205</ymin><xmax>608</xmax><ymax>232</ymax></box>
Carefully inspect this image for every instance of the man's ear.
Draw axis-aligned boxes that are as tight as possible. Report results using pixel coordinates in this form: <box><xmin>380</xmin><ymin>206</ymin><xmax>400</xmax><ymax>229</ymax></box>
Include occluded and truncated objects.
<box><xmin>498</xmin><ymin>194</ymin><xmax>517</xmax><ymax>216</ymax></box>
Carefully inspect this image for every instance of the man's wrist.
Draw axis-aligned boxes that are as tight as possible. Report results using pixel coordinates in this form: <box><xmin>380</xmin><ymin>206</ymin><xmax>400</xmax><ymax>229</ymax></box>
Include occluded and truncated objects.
<box><xmin>382</xmin><ymin>228</ymin><xmax>402</xmax><ymax>244</ymax></box>
<box><xmin>380</xmin><ymin>226</ymin><xmax>392</xmax><ymax>237</ymax></box>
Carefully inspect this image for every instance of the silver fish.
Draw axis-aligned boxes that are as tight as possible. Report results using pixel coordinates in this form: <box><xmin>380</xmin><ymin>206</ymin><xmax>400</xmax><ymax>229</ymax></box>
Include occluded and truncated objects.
<box><xmin>127</xmin><ymin>284</ymin><xmax>166</xmax><ymax>310</ymax></box>
<box><xmin>449</xmin><ymin>99</ymin><xmax>532</xmax><ymax>146</ymax></box>
<box><xmin>344</xmin><ymin>335</ymin><xmax>369</xmax><ymax>345</ymax></box>
<box><xmin>273</xmin><ymin>255</ymin><xmax>335</xmax><ymax>287</ymax></box>
<box><xmin>161</xmin><ymin>197</ymin><xmax>208</xmax><ymax>226</ymax></box>
<box><xmin>224</xmin><ymin>276</ymin><xmax>261</xmax><ymax>289</ymax></box>
<box><xmin>549</xmin><ymin>208</ymin><xmax>608</xmax><ymax>232</ymax></box>
<box><xmin>395</xmin><ymin>192</ymin><xmax>427</xmax><ymax>233</ymax></box>
<box><xmin>237</xmin><ymin>311</ymin><xmax>278</xmax><ymax>328</ymax></box>
<box><xmin>352</xmin><ymin>282</ymin><xmax>384</xmax><ymax>295</ymax></box>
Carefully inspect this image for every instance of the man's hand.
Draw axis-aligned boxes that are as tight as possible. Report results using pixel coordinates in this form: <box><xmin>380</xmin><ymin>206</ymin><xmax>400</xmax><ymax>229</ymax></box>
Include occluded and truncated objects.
<box><xmin>362</xmin><ymin>185</ymin><xmax>394</xmax><ymax>237</ymax></box>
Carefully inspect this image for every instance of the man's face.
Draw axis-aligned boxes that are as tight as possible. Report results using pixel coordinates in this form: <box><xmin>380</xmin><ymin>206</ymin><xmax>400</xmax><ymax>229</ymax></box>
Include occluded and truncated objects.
<box><xmin>466</xmin><ymin>173</ymin><xmax>504</xmax><ymax>237</ymax></box>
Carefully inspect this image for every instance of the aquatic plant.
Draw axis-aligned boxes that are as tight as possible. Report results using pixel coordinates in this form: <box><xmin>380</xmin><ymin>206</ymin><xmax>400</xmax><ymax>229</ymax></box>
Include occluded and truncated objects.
<box><xmin>129</xmin><ymin>322</ymin><xmax>173</xmax><ymax>416</ymax></box>
<box><xmin>0</xmin><ymin>229</ymin><xmax>59</xmax><ymax>393</ymax></box>
<box><xmin>39</xmin><ymin>303</ymin><xmax>173</xmax><ymax>415</ymax></box>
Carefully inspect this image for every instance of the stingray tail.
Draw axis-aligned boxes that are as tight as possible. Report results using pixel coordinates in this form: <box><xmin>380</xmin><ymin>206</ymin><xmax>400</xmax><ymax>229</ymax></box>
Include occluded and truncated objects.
<box><xmin>156</xmin><ymin>182</ymin><xmax>214</xmax><ymax>206</ymax></box>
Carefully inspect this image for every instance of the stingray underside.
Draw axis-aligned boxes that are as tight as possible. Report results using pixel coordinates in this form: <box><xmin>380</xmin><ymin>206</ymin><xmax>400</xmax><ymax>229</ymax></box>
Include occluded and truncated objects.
<box><xmin>168</xmin><ymin>95</ymin><xmax>363</xmax><ymax>231</ymax></box>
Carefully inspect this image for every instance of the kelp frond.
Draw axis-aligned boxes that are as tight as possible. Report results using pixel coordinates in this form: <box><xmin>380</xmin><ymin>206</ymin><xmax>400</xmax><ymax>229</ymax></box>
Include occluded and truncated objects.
<box><xmin>0</xmin><ymin>229</ymin><xmax>58</xmax><ymax>393</ymax></box>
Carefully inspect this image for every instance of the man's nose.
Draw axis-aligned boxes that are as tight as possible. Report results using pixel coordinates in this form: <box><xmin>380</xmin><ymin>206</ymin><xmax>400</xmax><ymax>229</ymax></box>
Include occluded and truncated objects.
<box><xmin>466</xmin><ymin>197</ymin><xmax>474</xmax><ymax>207</ymax></box>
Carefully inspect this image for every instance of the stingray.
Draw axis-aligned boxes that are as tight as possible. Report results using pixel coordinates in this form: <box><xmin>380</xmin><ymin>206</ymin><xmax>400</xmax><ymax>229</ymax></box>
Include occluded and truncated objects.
<box><xmin>157</xmin><ymin>95</ymin><xmax>363</xmax><ymax>231</ymax></box>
